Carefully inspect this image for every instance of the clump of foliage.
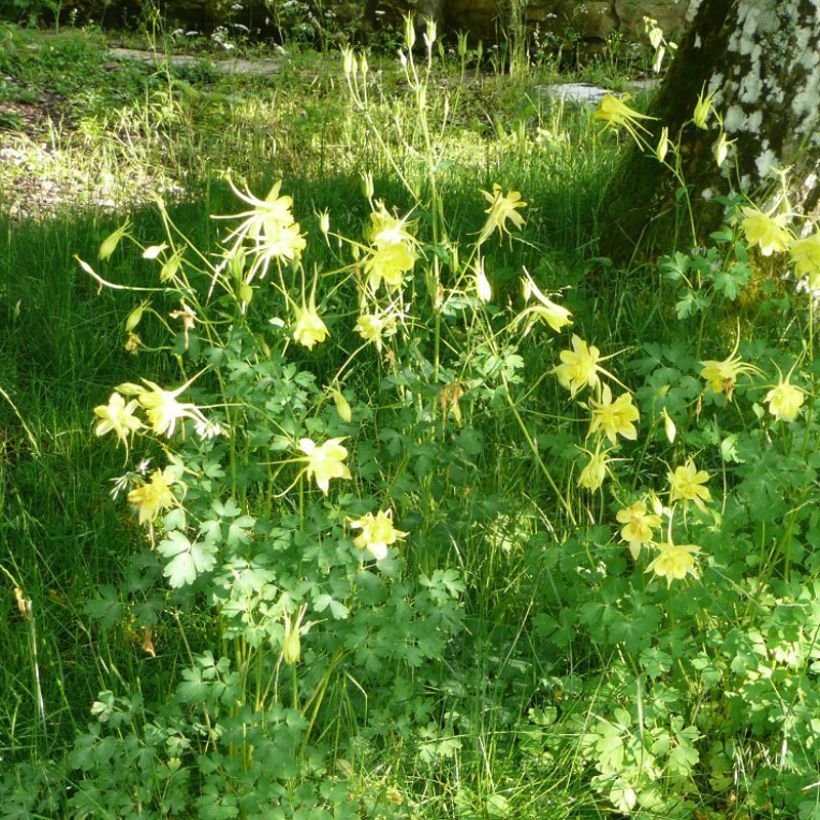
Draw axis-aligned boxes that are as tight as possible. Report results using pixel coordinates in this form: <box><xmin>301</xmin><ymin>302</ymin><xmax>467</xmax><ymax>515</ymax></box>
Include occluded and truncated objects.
<box><xmin>1</xmin><ymin>14</ymin><xmax>819</xmax><ymax>820</ymax></box>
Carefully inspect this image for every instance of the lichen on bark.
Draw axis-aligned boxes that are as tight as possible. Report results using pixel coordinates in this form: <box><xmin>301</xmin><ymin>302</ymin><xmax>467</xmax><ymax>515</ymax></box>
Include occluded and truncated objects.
<box><xmin>598</xmin><ymin>0</ymin><xmax>820</xmax><ymax>260</ymax></box>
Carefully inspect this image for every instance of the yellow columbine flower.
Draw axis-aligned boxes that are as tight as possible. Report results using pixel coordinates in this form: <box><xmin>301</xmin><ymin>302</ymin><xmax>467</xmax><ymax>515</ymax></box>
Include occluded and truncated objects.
<box><xmin>364</xmin><ymin>241</ymin><xmax>416</xmax><ymax>292</ymax></box>
<box><xmin>127</xmin><ymin>467</ymin><xmax>176</xmax><ymax>526</ymax></box>
<box><xmin>515</xmin><ymin>270</ymin><xmax>573</xmax><ymax>334</ymax></box>
<box><xmin>349</xmin><ymin>509</ymin><xmax>408</xmax><ymax>560</ymax></box>
<box><xmin>93</xmin><ymin>392</ymin><xmax>142</xmax><ymax>449</ymax></box>
<box><xmin>700</xmin><ymin>347</ymin><xmax>761</xmax><ymax>398</ymax></box>
<box><xmin>577</xmin><ymin>445</ymin><xmax>612</xmax><ymax>491</ymax></box>
<box><xmin>127</xmin><ymin>378</ymin><xmax>208</xmax><ymax>438</ymax></box>
<box><xmin>355</xmin><ymin>312</ymin><xmax>398</xmax><ymax>350</ymax></box>
<box><xmin>646</xmin><ymin>541</ymin><xmax>701</xmax><ymax>587</ymax></box>
<box><xmin>369</xmin><ymin>205</ymin><xmax>415</xmax><ymax>247</ymax></box>
<box><xmin>789</xmin><ymin>228</ymin><xmax>820</xmax><ymax>288</ymax></box>
<box><xmin>765</xmin><ymin>378</ymin><xmax>804</xmax><ymax>422</ymax></box>
<box><xmin>299</xmin><ymin>437</ymin><xmax>352</xmax><ymax>494</ymax></box>
<box><xmin>616</xmin><ymin>500</ymin><xmax>662</xmax><ymax>559</ymax></box>
<box><xmin>555</xmin><ymin>335</ymin><xmax>602</xmax><ymax>396</ymax></box>
<box><xmin>588</xmin><ymin>384</ymin><xmax>640</xmax><ymax>444</ymax></box>
<box><xmin>218</xmin><ymin>180</ymin><xmax>306</xmax><ymax>280</ymax></box>
<box><xmin>291</xmin><ymin>277</ymin><xmax>328</xmax><ymax>350</ymax></box>
<box><xmin>478</xmin><ymin>184</ymin><xmax>526</xmax><ymax>244</ymax></box>
<box><xmin>740</xmin><ymin>207</ymin><xmax>792</xmax><ymax>256</ymax></box>
<box><xmin>594</xmin><ymin>93</ymin><xmax>656</xmax><ymax>144</ymax></box>
<box><xmin>668</xmin><ymin>459</ymin><xmax>711</xmax><ymax>511</ymax></box>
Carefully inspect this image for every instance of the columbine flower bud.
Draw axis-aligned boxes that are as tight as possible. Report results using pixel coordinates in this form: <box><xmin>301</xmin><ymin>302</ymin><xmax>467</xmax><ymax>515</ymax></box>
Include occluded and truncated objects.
<box><xmin>281</xmin><ymin>605</ymin><xmax>307</xmax><ymax>665</ymax></box>
<box><xmin>404</xmin><ymin>15</ymin><xmax>416</xmax><ymax>49</ymax></box>
<box><xmin>361</xmin><ymin>171</ymin><xmax>374</xmax><ymax>201</ymax></box>
<box><xmin>655</xmin><ymin>126</ymin><xmax>669</xmax><ymax>163</ymax></box>
<box><xmin>474</xmin><ymin>258</ymin><xmax>492</xmax><ymax>303</ymax></box>
<box><xmin>424</xmin><ymin>18</ymin><xmax>437</xmax><ymax>51</ymax></box>
<box><xmin>713</xmin><ymin>132</ymin><xmax>732</xmax><ymax>167</ymax></box>
<box><xmin>693</xmin><ymin>88</ymin><xmax>713</xmax><ymax>130</ymax></box>
<box><xmin>341</xmin><ymin>46</ymin><xmax>355</xmax><ymax>77</ymax></box>
<box><xmin>332</xmin><ymin>387</ymin><xmax>352</xmax><ymax>423</ymax></box>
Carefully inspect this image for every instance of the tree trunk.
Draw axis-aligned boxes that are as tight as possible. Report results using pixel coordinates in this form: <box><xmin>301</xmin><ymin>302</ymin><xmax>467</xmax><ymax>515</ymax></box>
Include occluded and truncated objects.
<box><xmin>598</xmin><ymin>0</ymin><xmax>820</xmax><ymax>261</ymax></box>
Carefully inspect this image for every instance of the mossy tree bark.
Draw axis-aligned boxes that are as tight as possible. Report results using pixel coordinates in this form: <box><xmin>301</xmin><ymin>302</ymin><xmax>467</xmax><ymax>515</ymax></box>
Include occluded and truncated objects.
<box><xmin>598</xmin><ymin>0</ymin><xmax>820</xmax><ymax>261</ymax></box>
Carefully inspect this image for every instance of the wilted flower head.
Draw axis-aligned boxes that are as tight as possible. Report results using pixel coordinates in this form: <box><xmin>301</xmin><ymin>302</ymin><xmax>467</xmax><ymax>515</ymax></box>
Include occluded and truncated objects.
<box><xmin>355</xmin><ymin>311</ymin><xmax>398</xmax><ymax>350</ymax></box>
<box><xmin>349</xmin><ymin>509</ymin><xmax>408</xmax><ymax>560</ymax></box>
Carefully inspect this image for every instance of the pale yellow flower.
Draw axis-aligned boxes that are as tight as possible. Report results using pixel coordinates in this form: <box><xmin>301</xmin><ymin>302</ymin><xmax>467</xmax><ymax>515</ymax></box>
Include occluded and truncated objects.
<box><xmin>577</xmin><ymin>445</ymin><xmax>612</xmax><ymax>491</ymax></box>
<box><xmin>93</xmin><ymin>392</ymin><xmax>142</xmax><ymax>448</ymax></box>
<box><xmin>765</xmin><ymin>378</ymin><xmax>804</xmax><ymax>422</ymax></box>
<box><xmin>594</xmin><ymin>93</ymin><xmax>656</xmax><ymax>144</ymax></box>
<box><xmin>355</xmin><ymin>312</ymin><xmax>398</xmax><ymax>350</ymax></box>
<box><xmin>218</xmin><ymin>180</ymin><xmax>306</xmax><ymax>280</ymax></box>
<box><xmin>127</xmin><ymin>467</ymin><xmax>176</xmax><ymax>526</ymax></box>
<box><xmin>515</xmin><ymin>270</ymin><xmax>573</xmax><ymax>334</ymax></box>
<box><xmin>588</xmin><ymin>384</ymin><xmax>640</xmax><ymax>444</ymax></box>
<box><xmin>741</xmin><ymin>207</ymin><xmax>792</xmax><ymax>256</ymax></box>
<box><xmin>128</xmin><ymin>378</ymin><xmax>208</xmax><ymax>438</ymax></box>
<box><xmin>299</xmin><ymin>437</ymin><xmax>352</xmax><ymax>494</ymax></box>
<box><xmin>700</xmin><ymin>348</ymin><xmax>761</xmax><ymax>398</ymax></box>
<box><xmin>292</xmin><ymin>283</ymin><xmax>328</xmax><ymax>350</ymax></box>
<box><xmin>616</xmin><ymin>500</ymin><xmax>661</xmax><ymax>559</ymax></box>
<box><xmin>789</xmin><ymin>229</ymin><xmax>820</xmax><ymax>288</ymax></box>
<box><xmin>668</xmin><ymin>459</ymin><xmax>711</xmax><ymax>511</ymax></box>
<box><xmin>349</xmin><ymin>509</ymin><xmax>408</xmax><ymax>560</ymax></box>
<box><xmin>369</xmin><ymin>206</ymin><xmax>415</xmax><ymax>247</ymax></box>
<box><xmin>364</xmin><ymin>241</ymin><xmax>416</xmax><ymax>292</ymax></box>
<box><xmin>555</xmin><ymin>335</ymin><xmax>603</xmax><ymax>395</ymax></box>
<box><xmin>646</xmin><ymin>541</ymin><xmax>701</xmax><ymax>587</ymax></box>
<box><xmin>479</xmin><ymin>184</ymin><xmax>526</xmax><ymax>243</ymax></box>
